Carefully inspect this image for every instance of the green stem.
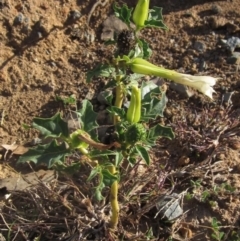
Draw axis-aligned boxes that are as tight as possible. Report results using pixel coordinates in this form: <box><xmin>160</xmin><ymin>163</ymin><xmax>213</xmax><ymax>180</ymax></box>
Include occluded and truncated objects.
<box><xmin>108</xmin><ymin>165</ymin><xmax>119</xmax><ymax>229</ymax></box>
<box><xmin>114</xmin><ymin>76</ymin><xmax>124</xmax><ymax>124</ymax></box>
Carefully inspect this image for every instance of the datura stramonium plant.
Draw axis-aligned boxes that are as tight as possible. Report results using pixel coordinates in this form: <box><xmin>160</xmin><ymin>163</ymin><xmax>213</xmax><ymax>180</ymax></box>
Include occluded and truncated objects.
<box><xmin>128</xmin><ymin>58</ymin><xmax>217</xmax><ymax>99</ymax></box>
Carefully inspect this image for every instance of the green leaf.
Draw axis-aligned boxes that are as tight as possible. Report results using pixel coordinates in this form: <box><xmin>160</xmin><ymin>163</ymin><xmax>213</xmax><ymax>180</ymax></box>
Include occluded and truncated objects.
<box><xmin>107</xmin><ymin>106</ymin><xmax>126</xmax><ymax>120</ymax></box>
<box><xmin>55</xmin><ymin>94</ymin><xmax>76</xmax><ymax>105</ymax></box>
<box><xmin>87</xmin><ymin>166</ymin><xmax>100</xmax><ymax>181</ymax></box>
<box><xmin>138</xmin><ymin>39</ymin><xmax>152</xmax><ymax>59</ymax></box>
<box><xmin>95</xmin><ymin>181</ymin><xmax>105</xmax><ymax>201</ymax></box>
<box><xmin>54</xmin><ymin>161</ymin><xmax>81</xmax><ymax>175</ymax></box>
<box><xmin>18</xmin><ymin>140</ymin><xmax>70</xmax><ymax>168</ymax></box>
<box><xmin>77</xmin><ymin>100</ymin><xmax>98</xmax><ymax>134</ymax></box>
<box><xmin>98</xmin><ymin>90</ymin><xmax>113</xmax><ymax>105</ymax></box>
<box><xmin>145</xmin><ymin>7</ymin><xmax>168</xmax><ymax>29</ymax></box>
<box><xmin>90</xmin><ymin>150</ymin><xmax>119</xmax><ymax>159</ymax></box>
<box><xmin>141</xmin><ymin>86</ymin><xmax>168</xmax><ymax>121</ymax></box>
<box><xmin>102</xmin><ymin>169</ymin><xmax>118</xmax><ymax>186</ymax></box>
<box><xmin>115</xmin><ymin>152</ymin><xmax>124</xmax><ymax>166</ymax></box>
<box><xmin>147</xmin><ymin>124</ymin><xmax>174</xmax><ymax>144</ymax></box>
<box><xmin>86</xmin><ymin>64</ymin><xmax>115</xmax><ymax>83</ymax></box>
<box><xmin>32</xmin><ymin>113</ymin><xmax>69</xmax><ymax>138</ymax></box>
<box><xmin>135</xmin><ymin>145</ymin><xmax>150</xmax><ymax>165</ymax></box>
<box><xmin>113</xmin><ymin>3</ymin><xmax>133</xmax><ymax>27</ymax></box>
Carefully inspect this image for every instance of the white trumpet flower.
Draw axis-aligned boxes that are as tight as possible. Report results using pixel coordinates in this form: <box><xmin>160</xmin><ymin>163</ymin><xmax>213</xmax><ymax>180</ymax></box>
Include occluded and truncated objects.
<box><xmin>171</xmin><ymin>74</ymin><xmax>217</xmax><ymax>99</ymax></box>
<box><xmin>128</xmin><ymin>58</ymin><xmax>218</xmax><ymax>99</ymax></box>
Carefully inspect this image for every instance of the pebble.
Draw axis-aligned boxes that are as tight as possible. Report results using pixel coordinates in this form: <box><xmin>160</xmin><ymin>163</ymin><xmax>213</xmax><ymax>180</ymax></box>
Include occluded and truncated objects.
<box><xmin>226</xmin><ymin>52</ymin><xmax>240</xmax><ymax>64</ymax></box>
<box><xmin>211</xmin><ymin>4</ymin><xmax>223</xmax><ymax>14</ymax></box>
<box><xmin>224</xmin><ymin>37</ymin><xmax>240</xmax><ymax>53</ymax></box>
<box><xmin>69</xmin><ymin>10</ymin><xmax>81</xmax><ymax>21</ymax></box>
<box><xmin>169</xmin><ymin>83</ymin><xmax>195</xmax><ymax>98</ymax></box>
<box><xmin>199</xmin><ymin>60</ymin><xmax>207</xmax><ymax>71</ymax></box>
<box><xmin>97</xmin><ymin>90</ymin><xmax>113</xmax><ymax>105</ymax></box>
<box><xmin>193</xmin><ymin>41</ymin><xmax>206</xmax><ymax>52</ymax></box>
<box><xmin>222</xmin><ymin>91</ymin><xmax>234</xmax><ymax>105</ymax></box>
<box><xmin>14</xmin><ymin>13</ymin><xmax>24</xmax><ymax>24</ymax></box>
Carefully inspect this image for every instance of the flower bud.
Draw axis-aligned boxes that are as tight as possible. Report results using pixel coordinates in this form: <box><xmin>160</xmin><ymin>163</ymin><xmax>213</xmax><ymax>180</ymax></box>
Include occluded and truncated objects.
<box><xmin>133</xmin><ymin>0</ymin><xmax>149</xmax><ymax>30</ymax></box>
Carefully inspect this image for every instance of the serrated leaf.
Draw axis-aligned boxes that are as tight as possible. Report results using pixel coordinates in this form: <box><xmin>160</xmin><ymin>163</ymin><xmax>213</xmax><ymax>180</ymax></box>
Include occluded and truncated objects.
<box><xmin>77</xmin><ymin>100</ymin><xmax>98</xmax><ymax>134</ymax></box>
<box><xmin>135</xmin><ymin>145</ymin><xmax>150</xmax><ymax>165</ymax></box>
<box><xmin>102</xmin><ymin>169</ymin><xmax>118</xmax><ymax>186</ymax></box>
<box><xmin>54</xmin><ymin>161</ymin><xmax>81</xmax><ymax>175</ymax></box>
<box><xmin>113</xmin><ymin>3</ymin><xmax>133</xmax><ymax>26</ymax></box>
<box><xmin>107</xmin><ymin>106</ymin><xmax>126</xmax><ymax>120</ymax></box>
<box><xmin>99</xmin><ymin>90</ymin><xmax>113</xmax><ymax>105</ymax></box>
<box><xmin>90</xmin><ymin>150</ymin><xmax>119</xmax><ymax>159</ymax></box>
<box><xmin>141</xmin><ymin>86</ymin><xmax>168</xmax><ymax>121</ymax></box>
<box><xmin>87</xmin><ymin>64</ymin><xmax>115</xmax><ymax>83</ymax></box>
<box><xmin>138</xmin><ymin>38</ymin><xmax>152</xmax><ymax>59</ymax></box>
<box><xmin>87</xmin><ymin>166</ymin><xmax>100</xmax><ymax>181</ymax></box>
<box><xmin>115</xmin><ymin>152</ymin><xmax>124</xmax><ymax>166</ymax></box>
<box><xmin>145</xmin><ymin>7</ymin><xmax>168</xmax><ymax>30</ymax></box>
<box><xmin>18</xmin><ymin>140</ymin><xmax>70</xmax><ymax>168</ymax></box>
<box><xmin>95</xmin><ymin>181</ymin><xmax>105</xmax><ymax>201</ymax></box>
<box><xmin>55</xmin><ymin>94</ymin><xmax>76</xmax><ymax>105</ymax></box>
<box><xmin>32</xmin><ymin>113</ymin><xmax>69</xmax><ymax>138</ymax></box>
<box><xmin>147</xmin><ymin>124</ymin><xmax>174</xmax><ymax>144</ymax></box>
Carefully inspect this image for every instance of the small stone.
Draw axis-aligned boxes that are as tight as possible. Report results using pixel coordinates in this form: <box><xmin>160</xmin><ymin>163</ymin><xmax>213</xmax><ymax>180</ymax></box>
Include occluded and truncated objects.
<box><xmin>37</xmin><ymin>32</ymin><xmax>43</xmax><ymax>39</ymax></box>
<box><xmin>177</xmin><ymin>155</ymin><xmax>190</xmax><ymax>166</ymax></box>
<box><xmin>31</xmin><ymin>138</ymin><xmax>42</xmax><ymax>145</ymax></box>
<box><xmin>101</xmin><ymin>15</ymin><xmax>131</xmax><ymax>41</ymax></box>
<box><xmin>170</xmin><ymin>83</ymin><xmax>195</xmax><ymax>98</ymax></box>
<box><xmin>222</xmin><ymin>91</ymin><xmax>234</xmax><ymax>105</ymax></box>
<box><xmin>229</xmin><ymin>140</ymin><xmax>240</xmax><ymax>150</ymax></box>
<box><xmin>209</xmin><ymin>16</ymin><xmax>227</xmax><ymax>29</ymax></box>
<box><xmin>14</xmin><ymin>13</ymin><xmax>24</xmax><ymax>24</ymax></box>
<box><xmin>226</xmin><ymin>37</ymin><xmax>240</xmax><ymax>53</ymax></box>
<box><xmin>69</xmin><ymin>10</ymin><xmax>81</xmax><ymax>21</ymax></box>
<box><xmin>193</xmin><ymin>41</ymin><xmax>206</xmax><ymax>52</ymax></box>
<box><xmin>97</xmin><ymin>90</ymin><xmax>112</xmax><ymax>105</ymax></box>
<box><xmin>227</xmin><ymin>52</ymin><xmax>240</xmax><ymax>64</ymax></box>
<box><xmin>42</xmin><ymin>83</ymin><xmax>55</xmax><ymax>92</ymax></box>
<box><xmin>85</xmin><ymin>91</ymin><xmax>94</xmax><ymax>100</ymax></box>
<box><xmin>211</xmin><ymin>4</ymin><xmax>223</xmax><ymax>14</ymax></box>
<box><xmin>199</xmin><ymin>60</ymin><xmax>207</xmax><ymax>71</ymax></box>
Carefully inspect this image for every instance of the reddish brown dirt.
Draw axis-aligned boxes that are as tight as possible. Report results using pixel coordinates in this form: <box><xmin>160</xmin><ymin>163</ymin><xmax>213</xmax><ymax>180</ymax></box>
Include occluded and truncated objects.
<box><xmin>0</xmin><ymin>0</ymin><xmax>240</xmax><ymax>240</ymax></box>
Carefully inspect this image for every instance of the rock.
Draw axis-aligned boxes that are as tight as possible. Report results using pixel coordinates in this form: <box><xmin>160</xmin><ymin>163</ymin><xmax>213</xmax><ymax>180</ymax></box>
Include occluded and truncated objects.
<box><xmin>211</xmin><ymin>4</ymin><xmax>223</xmax><ymax>14</ymax></box>
<box><xmin>156</xmin><ymin>193</ymin><xmax>183</xmax><ymax>221</ymax></box>
<box><xmin>193</xmin><ymin>41</ymin><xmax>206</xmax><ymax>52</ymax></box>
<box><xmin>101</xmin><ymin>15</ymin><xmax>132</xmax><ymax>41</ymax></box>
<box><xmin>199</xmin><ymin>60</ymin><xmax>207</xmax><ymax>71</ymax></box>
<box><xmin>14</xmin><ymin>13</ymin><xmax>24</xmax><ymax>24</ymax></box>
<box><xmin>69</xmin><ymin>10</ymin><xmax>81</xmax><ymax>21</ymax></box>
<box><xmin>226</xmin><ymin>37</ymin><xmax>240</xmax><ymax>53</ymax></box>
<box><xmin>97</xmin><ymin>90</ymin><xmax>113</xmax><ymax>105</ymax></box>
<box><xmin>208</xmin><ymin>16</ymin><xmax>228</xmax><ymax>29</ymax></box>
<box><xmin>170</xmin><ymin>83</ymin><xmax>195</xmax><ymax>98</ymax></box>
<box><xmin>222</xmin><ymin>91</ymin><xmax>234</xmax><ymax>105</ymax></box>
<box><xmin>227</xmin><ymin>52</ymin><xmax>240</xmax><ymax>64</ymax></box>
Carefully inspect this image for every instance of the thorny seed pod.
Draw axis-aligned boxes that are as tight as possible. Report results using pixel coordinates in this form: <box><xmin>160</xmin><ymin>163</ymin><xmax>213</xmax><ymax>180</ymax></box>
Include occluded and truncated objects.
<box><xmin>117</xmin><ymin>29</ymin><xmax>135</xmax><ymax>56</ymax></box>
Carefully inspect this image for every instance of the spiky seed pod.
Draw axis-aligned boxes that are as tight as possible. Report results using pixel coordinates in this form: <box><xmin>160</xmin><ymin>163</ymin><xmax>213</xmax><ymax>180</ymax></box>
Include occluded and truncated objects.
<box><xmin>125</xmin><ymin>123</ymin><xmax>147</xmax><ymax>145</ymax></box>
<box><xmin>117</xmin><ymin>29</ymin><xmax>135</xmax><ymax>56</ymax></box>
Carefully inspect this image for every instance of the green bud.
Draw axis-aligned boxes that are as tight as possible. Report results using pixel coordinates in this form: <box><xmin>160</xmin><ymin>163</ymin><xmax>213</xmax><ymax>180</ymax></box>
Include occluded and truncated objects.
<box><xmin>126</xmin><ymin>85</ymin><xmax>141</xmax><ymax>123</ymax></box>
<box><xmin>133</xmin><ymin>0</ymin><xmax>149</xmax><ymax>30</ymax></box>
<box><xmin>69</xmin><ymin>130</ymin><xmax>89</xmax><ymax>153</ymax></box>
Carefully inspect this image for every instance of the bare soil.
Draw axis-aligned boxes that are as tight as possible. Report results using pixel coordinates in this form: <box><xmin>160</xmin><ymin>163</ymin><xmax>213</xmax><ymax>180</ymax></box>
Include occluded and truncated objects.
<box><xmin>0</xmin><ymin>0</ymin><xmax>240</xmax><ymax>240</ymax></box>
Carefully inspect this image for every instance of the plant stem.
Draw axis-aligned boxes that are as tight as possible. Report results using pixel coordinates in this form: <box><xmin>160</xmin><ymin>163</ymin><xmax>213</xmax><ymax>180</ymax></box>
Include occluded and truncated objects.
<box><xmin>114</xmin><ymin>76</ymin><xmax>124</xmax><ymax>124</ymax></box>
<box><xmin>108</xmin><ymin>165</ymin><xmax>119</xmax><ymax>229</ymax></box>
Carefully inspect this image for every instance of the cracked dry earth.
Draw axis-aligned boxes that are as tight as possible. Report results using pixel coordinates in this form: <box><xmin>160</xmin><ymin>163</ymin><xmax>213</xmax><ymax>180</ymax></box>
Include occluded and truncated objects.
<box><xmin>0</xmin><ymin>0</ymin><xmax>240</xmax><ymax>240</ymax></box>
